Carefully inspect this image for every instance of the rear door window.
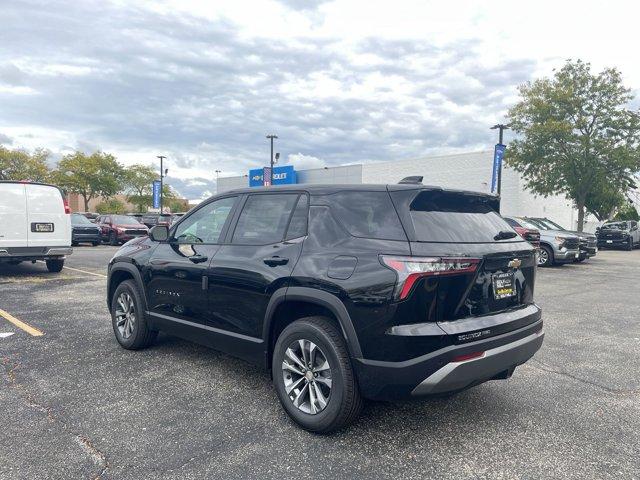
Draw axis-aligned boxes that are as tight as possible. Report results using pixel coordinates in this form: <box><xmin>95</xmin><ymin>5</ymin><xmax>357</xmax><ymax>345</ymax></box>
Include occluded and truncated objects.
<box><xmin>407</xmin><ymin>190</ymin><xmax>520</xmax><ymax>243</ymax></box>
<box><xmin>285</xmin><ymin>195</ymin><xmax>309</xmax><ymax>240</ymax></box>
<box><xmin>326</xmin><ymin>191</ymin><xmax>406</xmax><ymax>240</ymax></box>
<box><xmin>232</xmin><ymin>194</ymin><xmax>299</xmax><ymax>245</ymax></box>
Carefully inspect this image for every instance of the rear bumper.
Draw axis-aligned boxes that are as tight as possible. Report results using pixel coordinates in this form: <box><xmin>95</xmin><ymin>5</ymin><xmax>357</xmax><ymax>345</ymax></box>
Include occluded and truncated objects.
<box><xmin>412</xmin><ymin>329</ymin><xmax>544</xmax><ymax>395</ymax></box>
<box><xmin>353</xmin><ymin>307</ymin><xmax>543</xmax><ymax>401</ymax></box>
<box><xmin>0</xmin><ymin>246</ymin><xmax>73</xmax><ymax>262</ymax></box>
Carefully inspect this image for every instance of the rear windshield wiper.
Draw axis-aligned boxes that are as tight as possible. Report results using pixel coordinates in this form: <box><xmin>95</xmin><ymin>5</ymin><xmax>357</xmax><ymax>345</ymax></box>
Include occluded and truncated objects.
<box><xmin>494</xmin><ymin>230</ymin><xmax>518</xmax><ymax>241</ymax></box>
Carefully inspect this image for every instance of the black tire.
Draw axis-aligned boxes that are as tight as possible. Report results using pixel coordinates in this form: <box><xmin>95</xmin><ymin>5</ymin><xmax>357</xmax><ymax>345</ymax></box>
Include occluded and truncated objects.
<box><xmin>46</xmin><ymin>259</ymin><xmax>64</xmax><ymax>272</ymax></box>
<box><xmin>110</xmin><ymin>280</ymin><xmax>157</xmax><ymax>350</ymax></box>
<box><xmin>109</xmin><ymin>231</ymin><xmax>118</xmax><ymax>246</ymax></box>
<box><xmin>538</xmin><ymin>245</ymin><xmax>554</xmax><ymax>267</ymax></box>
<box><xmin>576</xmin><ymin>256</ymin><xmax>586</xmax><ymax>263</ymax></box>
<box><xmin>625</xmin><ymin>238</ymin><xmax>633</xmax><ymax>251</ymax></box>
<box><xmin>272</xmin><ymin>316</ymin><xmax>363</xmax><ymax>434</ymax></box>
<box><xmin>92</xmin><ymin>241</ymin><xmax>100</xmax><ymax>247</ymax></box>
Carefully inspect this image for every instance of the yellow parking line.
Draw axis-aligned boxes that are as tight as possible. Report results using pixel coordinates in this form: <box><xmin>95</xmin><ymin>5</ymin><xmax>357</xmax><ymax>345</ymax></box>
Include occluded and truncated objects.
<box><xmin>0</xmin><ymin>309</ymin><xmax>44</xmax><ymax>337</ymax></box>
<box><xmin>60</xmin><ymin>265</ymin><xmax>107</xmax><ymax>278</ymax></box>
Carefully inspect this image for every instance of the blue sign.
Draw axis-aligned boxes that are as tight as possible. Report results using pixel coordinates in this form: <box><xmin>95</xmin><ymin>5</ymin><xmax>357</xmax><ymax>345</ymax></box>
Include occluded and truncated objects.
<box><xmin>491</xmin><ymin>144</ymin><xmax>506</xmax><ymax>194</ymax></box>
<box><xmin>249</xmin><ymin>165</ymin><xmax>297</xmax><ymax>187</ymax></box>
<box><xmin>152</xmin><ymin>180</ymin><xmax>161</xmax><ymax>209</ymax></box>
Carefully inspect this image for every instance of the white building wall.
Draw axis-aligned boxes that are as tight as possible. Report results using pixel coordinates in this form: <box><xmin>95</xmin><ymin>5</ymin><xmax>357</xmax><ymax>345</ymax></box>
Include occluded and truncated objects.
<box><xmin>217</xmin><ymin>175</ymin><xmax>248</xmax><ymax>193</ymax></box>
<box><xmin>362</xmin><ymin>151</ymin><xmax>579</xmax><ymax>230</ymax></box>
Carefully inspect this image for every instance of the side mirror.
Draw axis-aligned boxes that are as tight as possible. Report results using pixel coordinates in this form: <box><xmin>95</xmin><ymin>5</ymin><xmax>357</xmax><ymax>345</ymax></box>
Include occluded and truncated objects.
<box><xmin>149</xmin><ymin>225</ymin><xmax>169</xmax><ymax>242</ymax></box>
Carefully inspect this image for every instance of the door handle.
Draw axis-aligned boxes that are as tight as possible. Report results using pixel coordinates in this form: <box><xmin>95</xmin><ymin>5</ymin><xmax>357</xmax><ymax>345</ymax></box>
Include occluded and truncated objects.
<box><xmin>189</xmin><ymin>254</ymin><xmax>208</xmax><ymax>264</ymax></box>
<box><xmin>263</xmin><ymin>256</ymin><xmax>289</xmax><ymax>266</ymax></box>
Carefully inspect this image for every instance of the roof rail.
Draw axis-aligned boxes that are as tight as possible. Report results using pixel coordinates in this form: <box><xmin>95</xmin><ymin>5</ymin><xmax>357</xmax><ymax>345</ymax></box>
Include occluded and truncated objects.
<box><xmin>398</xmin><ymin>176</ymin><xmax>423</xmax><ymax>185</ymax></box>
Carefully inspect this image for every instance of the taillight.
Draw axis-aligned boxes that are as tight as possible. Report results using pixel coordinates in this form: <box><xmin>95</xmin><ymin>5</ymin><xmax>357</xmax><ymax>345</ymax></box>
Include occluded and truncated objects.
<box><xmin>62</xmin><ymin>196</ymin><xmax>71</xmax><ymax>214</ymax></box>
<box><xmin>380</xmin><ymin>255</ymin><xmax>480</xmax><ymax>300</ymax></box>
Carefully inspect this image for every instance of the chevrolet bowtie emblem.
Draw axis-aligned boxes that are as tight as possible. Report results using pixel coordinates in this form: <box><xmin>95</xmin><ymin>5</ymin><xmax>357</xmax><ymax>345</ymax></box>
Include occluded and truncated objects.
<box><xmin>508</xmin><ymin>258</ymin><xmax>522</xmax><ymax>269</ymax></box>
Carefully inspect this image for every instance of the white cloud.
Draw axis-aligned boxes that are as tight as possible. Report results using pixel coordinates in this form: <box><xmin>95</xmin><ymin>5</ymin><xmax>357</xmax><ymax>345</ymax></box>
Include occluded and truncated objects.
<box><xmin>1</xmin><ymin>0</ymin><xmax>639</xmax><ymax>200</ymax></box>
<box><xmin>285</xmin><ymin>153</ymin><xmax>324</xmax><ymax>170</ymax></box>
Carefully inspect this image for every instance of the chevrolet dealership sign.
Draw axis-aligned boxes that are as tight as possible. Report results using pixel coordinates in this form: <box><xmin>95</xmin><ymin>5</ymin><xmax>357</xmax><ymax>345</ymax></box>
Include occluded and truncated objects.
<box><xmin>249</xmin><ymin>165</ymin><xmax>297</xmax><ymax>187</ymax></box>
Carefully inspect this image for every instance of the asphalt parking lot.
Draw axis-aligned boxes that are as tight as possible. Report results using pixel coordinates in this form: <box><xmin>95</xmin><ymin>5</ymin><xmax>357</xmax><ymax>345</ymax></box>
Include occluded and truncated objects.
<box><xmin>1</xmin><ymin>246</ymin><xmax>639</xmax><ymax>479</ymax></box>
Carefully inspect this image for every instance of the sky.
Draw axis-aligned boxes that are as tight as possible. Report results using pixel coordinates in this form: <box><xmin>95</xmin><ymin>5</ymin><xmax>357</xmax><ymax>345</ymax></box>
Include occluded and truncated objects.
<box><xmin>1</xmin><ymin>0</ymin><xmax>640</xmax><ymax>199</ymax></box>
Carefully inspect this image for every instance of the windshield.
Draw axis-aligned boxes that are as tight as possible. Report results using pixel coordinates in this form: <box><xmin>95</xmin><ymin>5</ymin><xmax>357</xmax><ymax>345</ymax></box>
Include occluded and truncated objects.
<box><xmin>512</xmin><ymin>218</ymin><xmax>541</xmax><ymax>230</ymax></box>
<box><xmin>602</xmin><ymin>222</ymin><xmax>627</xmax><ymax>230</ymax></box>
<box><xmin>408</xmin><ymin>191</ymin><xmax>521</xmax><ymax>242</ymax></box>
<box><xmin>522</xmin><ymin>218</ymin><xmax>551</xmax><ymax>230</ymax></box>
<box><xmin>112</xmin><ymin>215</ymin><xmax>141</xmax><ymax>224</ymax></box>
<box><xmin>71</xmin><ymin>214</ymin><xmax>93</xmax><ymax>225</ymax></box>
<box><xmin>535</xmin><ymin>218</ymin><xmax>565</xmax><ymax>230</ymax></box>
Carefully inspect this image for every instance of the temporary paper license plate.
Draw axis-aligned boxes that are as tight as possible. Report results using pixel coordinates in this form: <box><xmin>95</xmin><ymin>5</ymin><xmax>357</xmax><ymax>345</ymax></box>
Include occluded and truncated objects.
<box><xmin>493</xmin><ymin>272</ymin><xmax>516</xmax><ymax>300</ymax></box>
<box><xmin>31</xmin><ymin>222</ymin><xmax>54</xmax><ymax>232</ymax></box>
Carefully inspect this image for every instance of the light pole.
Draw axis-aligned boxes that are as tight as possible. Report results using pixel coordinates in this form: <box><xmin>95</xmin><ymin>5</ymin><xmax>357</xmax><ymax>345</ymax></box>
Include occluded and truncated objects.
<box><xmin>490</xmin><ymin>124</ymin><xmax>510</xmax><ymax>196</ymax></box>
<box><xmin>215</xmin><ymin>170</ymin><xmax>221</xmax><ymax>193</ymax></box>
<box><xmin>266</xmin><ymin>134</ymin><xmax>278</xmax><ymax>185</ymax></box>
<box><xmin>157</xmin><ymin>155</ymin><xmax>167</xmax><ymax>212</ymax></box>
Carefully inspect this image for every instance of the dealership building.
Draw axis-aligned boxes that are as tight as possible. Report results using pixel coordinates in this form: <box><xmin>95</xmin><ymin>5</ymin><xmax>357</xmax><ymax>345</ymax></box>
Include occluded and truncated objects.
<box><xmin>217</xmin><ymin>150</ymin><xmax>583</xmax><ymax>231</ymax></box>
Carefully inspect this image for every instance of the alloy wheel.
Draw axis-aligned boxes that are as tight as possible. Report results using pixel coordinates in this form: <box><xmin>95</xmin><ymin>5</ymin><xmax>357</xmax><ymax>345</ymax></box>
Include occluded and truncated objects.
<box><xmin>115</xmin><ymin>292</ymin><xmax>136</xmax><ymax>339</ymax></box>
<box><xmin>538</xmin><ymin>249</ymin><xmax>548</xmax><ymax>266</ymax></box>
<box><xmin>281</xmin><ymin>339</ymin><xmax>332</xmax><ymax>415</ymax></box>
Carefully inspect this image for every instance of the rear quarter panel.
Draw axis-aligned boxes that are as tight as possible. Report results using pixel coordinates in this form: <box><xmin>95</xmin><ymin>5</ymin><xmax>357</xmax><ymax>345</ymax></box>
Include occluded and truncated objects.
<box><xmin>0</xmin><ymin>183</ymin><xmax>28</xmax><ymax>248</ymax></box>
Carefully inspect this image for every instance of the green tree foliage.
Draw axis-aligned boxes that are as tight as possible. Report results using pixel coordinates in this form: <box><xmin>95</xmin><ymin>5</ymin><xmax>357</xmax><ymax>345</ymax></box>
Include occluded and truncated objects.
<box><xmin>613</xmin><ymin>203</ymin><xmax>640</xmax><ymax>221</ymax></box>
<box><xmin>507</xmin><ymin>60</ymin><xmax>640</xmax><ymax>231</ymax></box>
<box><xmin>583</xmin><ymin>177</ymin><xmax>627</xmax><ymax>221</ymax></box>
<box><xmin>53</xmin><ymin>151</ymin><xmax>124</xmax><ymax>211</ymax></box>
<box><xmin>0</xmin><ymin>146</ymin><xmax>51</xmax><ymax>182</ymax></box>
<box><xmin>96</xmin><ymin>198</ymin><xmax>127</xmax><ymax>214</ymax></box>
<box><xmin>122</xmin><ymin>164</ymin><xmax>157</xmax><ymax>212</ymax></box>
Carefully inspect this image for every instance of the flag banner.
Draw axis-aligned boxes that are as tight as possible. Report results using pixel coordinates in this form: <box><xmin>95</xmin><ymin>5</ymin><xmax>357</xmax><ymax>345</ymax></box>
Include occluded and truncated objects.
<box><xmin>491</xmin><ymin>144</ymin><xmax>506</xmax><ymax>194</ymax></box>
<box><xmin>152</xmin><ymin>180</ymin><xmax>161</xmax><ymax>208</ymax></box>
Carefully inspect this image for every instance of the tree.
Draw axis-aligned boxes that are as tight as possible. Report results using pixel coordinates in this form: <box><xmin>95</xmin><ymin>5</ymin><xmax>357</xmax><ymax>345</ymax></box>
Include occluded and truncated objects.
<box><xmin>583</xmin><ymin>177</ymin><xmax>627</xmax><ymax>221</ymax></box>
<box><xmin>0</xmin><ymin>146</ymin><xmax>51</xmax><ymax>182</ymax></box>
<box><xmin>53</xmin><ymin>151</ymin><xmax>124</xmax><ymax>211</ymax></box>
<box><xmin>122</xmin><ymin>164</ymin><xmax>157</xmax><ymax>212</ymax></box>
<box><xmin>613</xmin><ymin>203</ymin><xmax>640</xmax><ymax>221</ymax></box>
<box><xmin>96</xmin><ymin>198</ymin><xmax>127</xmax><ymax>214</ymax></box>
<box><xmin>507</xmin><ymin>60</ymin><xmax>640</xmax><ymax>231</ymax></box>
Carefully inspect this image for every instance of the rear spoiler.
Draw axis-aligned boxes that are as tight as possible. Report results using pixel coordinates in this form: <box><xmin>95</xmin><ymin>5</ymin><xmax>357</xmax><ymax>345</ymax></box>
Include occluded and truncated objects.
<box><xmin>398</xmin><ymin>176</ymin><xmax>423</xmax><ymax>185</ymax></box>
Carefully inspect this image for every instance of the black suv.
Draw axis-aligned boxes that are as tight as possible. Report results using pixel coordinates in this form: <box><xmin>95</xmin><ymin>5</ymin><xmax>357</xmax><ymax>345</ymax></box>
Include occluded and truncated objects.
<box><xmin>106</xmin><ymin>184</ymin><xmax>544</xmax><ymax>433</ymax></box>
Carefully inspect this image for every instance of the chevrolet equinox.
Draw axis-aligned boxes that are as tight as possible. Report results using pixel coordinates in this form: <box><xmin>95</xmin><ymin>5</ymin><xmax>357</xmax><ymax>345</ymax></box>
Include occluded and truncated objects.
<box><xmin>107</xmin><ymin>182</ymin><xmax>544</xmax><ymax>433</ymax></box>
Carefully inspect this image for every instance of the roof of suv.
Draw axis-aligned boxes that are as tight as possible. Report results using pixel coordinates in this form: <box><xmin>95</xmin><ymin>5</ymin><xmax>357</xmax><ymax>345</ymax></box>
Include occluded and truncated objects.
<box><xmin>223</xmin><ymin>183</ymin><xmax>500</xmax><ymax>197</ymax></box>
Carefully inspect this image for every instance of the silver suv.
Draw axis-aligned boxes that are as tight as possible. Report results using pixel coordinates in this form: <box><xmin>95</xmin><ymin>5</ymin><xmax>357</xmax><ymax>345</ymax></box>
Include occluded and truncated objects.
<box><xmin>504</xmin><ymin>216</ymin><xmax>580</xmax><ymax>267</ymax></box>
<box><xmin>528</xmin><ymin>217</ymin><xmax>597</xmax><ymax>262</ymax></box>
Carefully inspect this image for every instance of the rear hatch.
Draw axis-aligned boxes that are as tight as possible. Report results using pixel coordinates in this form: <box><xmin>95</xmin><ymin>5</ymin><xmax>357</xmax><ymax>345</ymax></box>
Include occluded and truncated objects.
<box><xmin>26</xmin><ymin>184</ymin><xmax>71</xmax><ymax>247</ymax></box>
<box><xmin>388</xmin><ymin>187</ymin><xmax>536</xmax><ymax>328</ymax></box>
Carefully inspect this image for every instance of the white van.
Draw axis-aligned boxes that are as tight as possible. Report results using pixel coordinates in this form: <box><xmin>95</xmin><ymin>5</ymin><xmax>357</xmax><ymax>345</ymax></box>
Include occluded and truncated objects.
<box><xmin>0</xmin><ymin>181</ymin><xmax>72</xmax><ymax>272</ymax></box>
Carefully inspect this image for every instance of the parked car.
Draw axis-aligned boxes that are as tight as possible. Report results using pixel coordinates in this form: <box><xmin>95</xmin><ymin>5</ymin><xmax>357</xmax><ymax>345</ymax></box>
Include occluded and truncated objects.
<box><xmin>71</xmin><ymin>213</ymin><xmax>102</xmax><ymax>246</ymax></box>
<box><xmin>527</xmin><ymin>217</ymin><xmax>597</xmax><ymax>262</ymax></box>
<box><xmin>504</xmin><ymin>216</ymin><xmax>580</xmax><ymax>267</ymax></box>
<box><xmin>596</xmin><ymin>220</ymin><xmax>640</xmax><ymax>250</ymax></box>
<box><xmin>0</xmin><ymin>180</ymin><xmax>72</xmax><ymax>272</ymax></box>
<box><xmin>96</xmin><ymin>215</ymin><xmax>149</xmax><ymax>246</ymax></box>
<box><xmin>141</xmin><ymin>213</ymin><xmax>173</xmax><ymax>228</ymax></box>
<box><xmin>502</xmin><ymin>219</ymin><xmax>540</xmax><ymax>248</ymax></box>
<box><xmin>107</xmin><ymin>184</ymin><xmax>544</xmax><ymax>433</ymax></box>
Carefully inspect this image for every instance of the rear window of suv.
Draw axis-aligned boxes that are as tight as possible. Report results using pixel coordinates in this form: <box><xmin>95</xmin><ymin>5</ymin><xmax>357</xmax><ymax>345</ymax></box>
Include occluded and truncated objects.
<box><xmin>325</xmin><ymin>191</ymin><xmax>406</xmax><ymax>241</ymax></box>
<box><xmin>408</xmin><ymin>190</ymin><xmax>518</xmax><ymax>243</ymax></box>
